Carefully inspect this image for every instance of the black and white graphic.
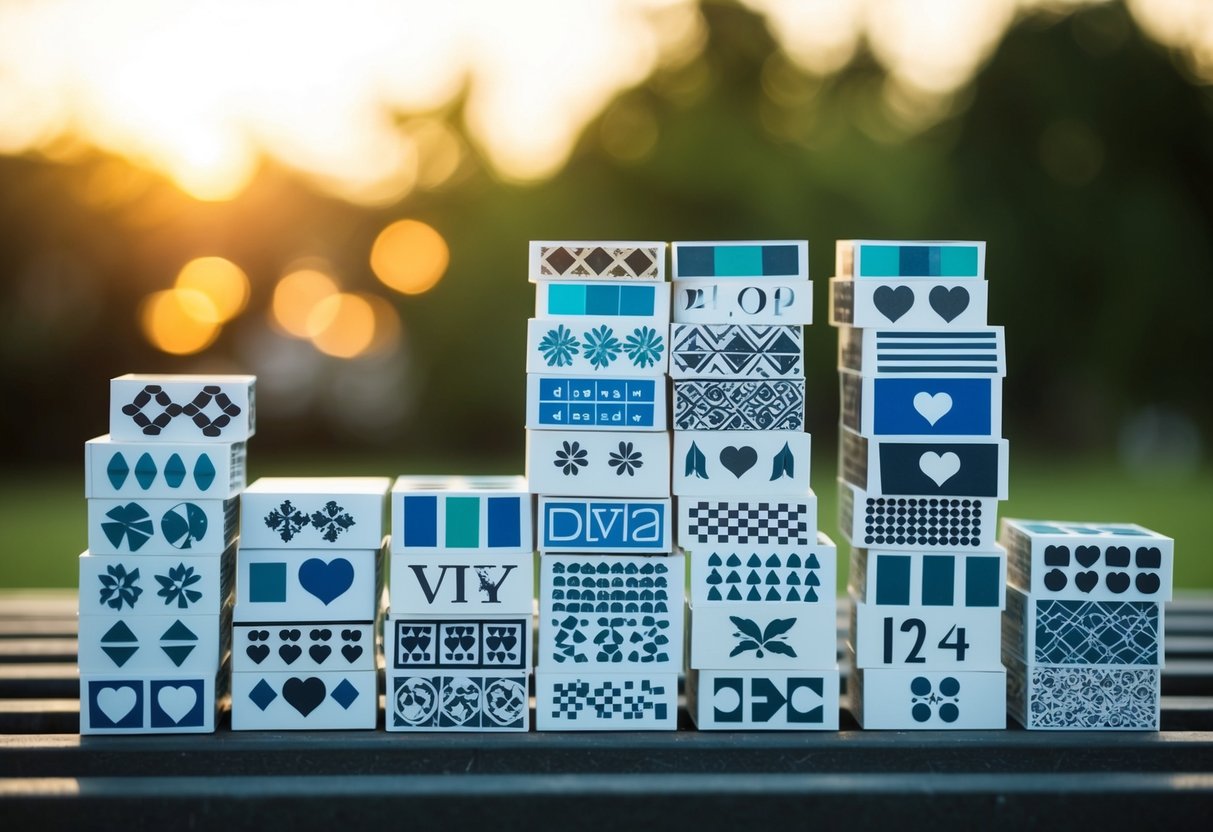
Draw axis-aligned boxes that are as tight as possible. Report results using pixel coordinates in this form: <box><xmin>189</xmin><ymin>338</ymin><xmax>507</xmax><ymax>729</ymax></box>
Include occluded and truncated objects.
<box><xmin>525</xmin><ymin>430</ymin><xmax>671</xmax><ymax>498</ymax></box>
<box><xmin>231</xmin><ymin>670</ymin><xmax>377</xmax><ymax>730</ymax></box>
<box><xmin>536</xmin><ymin>671</ymin><xmax>677</xmax><ymax>730</ymax></box>
<box><xmin>672</xmin><ymin>279</ymin><xmax>813</xmax><ymax>325</ymax></box>
<box><xmin>689</xmin><ymin>539</ymin><xmax>837</xmax><ymax>606</ymax></box>
<box><xmin>839</xmin><ymin>481</ymin><xmax>997</xmax><ymax>551</ymax></box>
<box><xmin>530</xmin><ymin>241</ymin><xmax>665</xmax><ymax>281</ymax></box>
<box><xmin>234</xmin><ymin>621</ymin><xmax>374</xmax><ymax>672</ymax></box>
<box><xmin>837</xmin><ymin>326</ymin><xmax>1006</xmax><ymax>377</ymax></box>
<box><xmin>688</xmin><ymin>603</ymin><xmax>837</xmax><ymax>668</ymax></box>
<box><xmin>679</xmin><ymin>498</ymin><xmax>817</xmax><ymax>547</ymax></box>
<box><xmin>839</xmin><ymin>429</ymin><xmax>1009</xmax><ymax>499</ymax></box>
<box><xmin>79</xmin><ymin>551</ymin><xmax>234</xmax><ymax>617</ymax></box>
<box><xmin>851</xmin><ymin>666</ymin><xmax>1006</xmax><ymax>730</ymax></box>
<box><xmin>854</xmin><ymin>603</ymin><xmax>1003</xmax><ymax>670</ymax></box>
<box><xmin>673</xmin><ymin>380</ymin><xmax>805</xmax><ymax>431</ymax></box>
<box><xmin>81</xmin><ymin>674</ymin><xmax>219</xmax><ymax>735</ymax></box>
<box><xmin>673</xmin><ymin>431</ymin><xmax>811</xmax><ymax>496</ymax></box>
<box><xmin>1003</xmin><ymin>588</ymin><xmax>1163</xmax><ymax>667</ymax></box>
<box><xmin>109</xmin><ymin>374</ymin><xmax>256</xmax><ymax>441</ymax></box>
<box><xmin>1006</xmin><ymin>657</ymin><xmax>1159</xmax><ymax>731</ymax></box>
<box><xmin>688</xmin><ymin>669</ymin><xmax>840</xmax><ymax>730</ymax></box>
<box><xmin>669</xmin><ymin>324</ymin><xmax>804</xmax><ymax>379</ymax></box>
<box><xmin>828</xmin><ymin>277</ymin><xmax>988</xmax><ymax>328</ymax></box>
<box><xmin>388</xmin><ymin>618</ymin><xmax>529</xmax><ymax>670</ymax></box>
<box><xmin>85</xmin><ymin>436</ymin><xmax>247</xmax><ymax>499</ymax></box>
<box><xmin>238</xmin><ymin>477</ymin><xmax>390</xmax><ymax>549</ymax></box>
<box><xmin>388</xmin><ymin>553</ymin><xmax>534</xmax><ymax>615</ymax></box>
<box><xmin>87</xmin><ymin>497</ymin><xmax>239</xmax><ymax>556</ymax></box>
<box><xmin>386</xmin><ymin>674</ymin><xmax>529</xmax><ymax>731</ymax></box>
<box><xmin>78</xmin><ymin>614</ymin><xmax>221</xmax><ymax>674</ymax></box>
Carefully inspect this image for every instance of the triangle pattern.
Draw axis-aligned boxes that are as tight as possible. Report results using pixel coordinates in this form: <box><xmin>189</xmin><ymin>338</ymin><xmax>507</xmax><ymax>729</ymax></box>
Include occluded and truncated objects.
<box><xmin>101</xmin><ymin>620</ymin><xmax>137</xmax><ymax>643</ymax></box>
<box><xmin>101</xmin><ymin>645</ymin><xmax>138</xmax><ymax>667</ymax></box>
<box><xmin>161</xmin><ymin>620</ymin><xmax>198</xmax><ymax>641</ymax></box>
<box><xmin>161</xmin><ymin>644</ymin><xmax>196</xmax><ymax>667</ymax></box>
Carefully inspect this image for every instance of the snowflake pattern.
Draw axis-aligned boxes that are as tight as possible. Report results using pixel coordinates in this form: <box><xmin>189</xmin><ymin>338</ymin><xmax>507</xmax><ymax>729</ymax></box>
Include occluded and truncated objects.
<box><xmin>310</xmin><ymin>501</ymin><xmax>357</xmax><ymax>543</ymax></box>
<box><xmin>265</xmin><ymin>500</ymin><xmax>308</xmax><ymax>543</ymax></box>
<box><xmin>539</xmin><ymin>325</ymin><xmax>580</xmax><ymax>367</ymax></box>
<box><xmin>624</xmin><ymin>326</ymin><xmax>664</xmax><ymax>368</ymax></box>
<box><xmin>98</xmin><ymin>564</ymin><xmax>142</xmax><ymax>611</ymax></box>
<box><xmin>608</xmin><ymin>441</ymin><xmax>643</xmax><ymax>476</ymax></box>
<box><xmin>583</xmin><ymin>325</ymin><xmax>621</xmax><ymax>369</ymax></box>
<box><xmin>554</xmin><ymin>441</ymin><xmax>589</xmax><ymax>476</ymax></box>
<box><xmin>155</xmin><ymin>562</ymin><xmax>203</xmax><ymax>609</ymax></box>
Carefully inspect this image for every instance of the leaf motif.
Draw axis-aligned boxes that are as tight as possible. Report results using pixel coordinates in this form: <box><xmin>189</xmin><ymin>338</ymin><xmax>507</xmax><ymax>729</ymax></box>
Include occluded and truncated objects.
<box><xmin>770</xmin><ymin>442</ymin><xmax>795</xmax><ymax>481</ymax></box>
<box><xmin>685</xmin><ymin>442</ymin><xmax>708</xmax><ymax>479</ymax></box>
<box><xmin>764</xmin><ymin>641</ymin><xmax>798</xmax><ymax>657</ymax></box>
<box><xmin>729</xmin><ymin>639</ymin><xmax>760</xmax><ymax>657</ymax></box>
<box><xmin>761</xmin><ymin>617</ymin><xmax>797</xmax><ymax>642</ymax></box>
<box><xmin>730</xmin><ymin>616</ymin><xmax>763</xmax><ymax>642</ymax></box>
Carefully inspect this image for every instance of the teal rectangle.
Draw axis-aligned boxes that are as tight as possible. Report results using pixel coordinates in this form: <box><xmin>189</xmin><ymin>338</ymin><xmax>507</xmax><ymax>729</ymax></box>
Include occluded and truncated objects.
<box><xmin>940</xmin><ymin>246</ymin><xmax>979</xmax><ymax>277</ymax></box>
<box><xmin>584</xmin><ymin>284</ymin><xmax>620</xmax><ymax>315</ymax></box>
<box><xmin>714</xmin><ymin>246</ymin><xmax>763</xmax><ymax>276</ymax></box>
<box><xmin>965</xmin><ymin>556</ymin><xmax>1001</xmax><ymax>607</ymax></box>
<box><xmin>619</xmin><ymin>285</ymin><xmax>654</xmax><ymax>316</ymax></box>
<box><xmin>547</xmin><ymin>284</ymin><xmax>585</xmax><ymax>315</ymax></box>
<box><xmin>875</xmin><ymin>555</ymin><xmax>910</xmax><ymax>605</ymax></box>
<box><xmin>922</xmin><ymin>556</ymin><xmax>954</xmax><ymax>605</ymax></box>
<box><xmin>859</xmin><ymin>245</ymin><xmax>899</xmax><ymax>276</ymax></box>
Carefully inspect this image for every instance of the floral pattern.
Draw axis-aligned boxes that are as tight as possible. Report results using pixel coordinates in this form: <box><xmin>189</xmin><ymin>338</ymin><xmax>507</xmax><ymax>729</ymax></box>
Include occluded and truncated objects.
<box><xmin>539</xmin><ymin>325</ymin><xmax>580</xmax><ymax>367</ymax></box>
<box><xmin>624</xmin><ymin>326</ymin><xmax>664</xmax><ymax>368</ymax></box>
<box><xmin>554</xmin><ymin>441</ymin><xmax>588</xmax><ymax>475</ymax></box>
<box><xmin>155</xmin><ymin>562</ymin><xmax>203</xmax><ymax>609</ymax></box>
<box><xmin>608</xmin><ymin>441</ymin><xmax>643</xmax><ymax>476</ymax></box>
<box><xmin>98</xmin><ymin>563</ymin><xmax>142</xmax><ymax>611</ymax></box>
<box><xmin>583</xmin><ymin>325</ymin><xmax>621</xmax><ymax>369</ymax></box>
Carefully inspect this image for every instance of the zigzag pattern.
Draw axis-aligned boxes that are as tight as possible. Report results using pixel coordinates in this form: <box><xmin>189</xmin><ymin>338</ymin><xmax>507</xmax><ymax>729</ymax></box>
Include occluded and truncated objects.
<box><xmin>671</xmin><ymin>324</ymin><xmax>803</xmax><ymax>378</ymax></box>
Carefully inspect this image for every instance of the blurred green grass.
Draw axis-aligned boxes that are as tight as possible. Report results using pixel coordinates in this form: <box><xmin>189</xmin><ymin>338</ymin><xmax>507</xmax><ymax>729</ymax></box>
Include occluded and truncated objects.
<box><xmin>3</xmin><ymin>453</ymin><xmax>1209</xmax><ymax>592</ymax></box>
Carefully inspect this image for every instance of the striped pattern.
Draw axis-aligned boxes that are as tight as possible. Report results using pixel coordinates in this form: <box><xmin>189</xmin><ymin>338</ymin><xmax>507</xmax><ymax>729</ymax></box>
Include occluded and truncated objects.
<box><xmin>673</xmin><ymin>241</ymin><xmax>808</xmax><ymax>280</ymax></box>
<box><xmin>874</xmin><ymin>330</ymin><xmax>1005</xmax><ymax>375</ymax></box>
<box><xmin>836</xmin><ymin>240</ymin><xmax>985</xmax><ymax>279</ymax></box>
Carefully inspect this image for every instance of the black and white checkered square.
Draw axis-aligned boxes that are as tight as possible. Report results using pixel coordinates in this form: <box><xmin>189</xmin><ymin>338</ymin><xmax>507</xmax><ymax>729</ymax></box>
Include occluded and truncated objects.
<box><xmin>687</xmin><ymin>501</ymin><xmax>811</xmax><ymax>545</ymax></box>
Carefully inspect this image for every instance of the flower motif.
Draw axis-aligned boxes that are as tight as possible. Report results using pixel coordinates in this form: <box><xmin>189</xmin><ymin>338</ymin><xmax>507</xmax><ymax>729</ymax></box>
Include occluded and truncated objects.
<box><xmin>583</xmin><ymin>325</ymin><xmax>621</xmax><ymax>369</ymax></box>
<box><xmin>155</xmin><ymin>562</ymin><xmax>203</xmax><ymax>609</ymax></box>
<box><xmin>553</xmin><ymin>441</ymin><xmax>588</xmax><ymax>475</ymax></box>
<box><xmin>98</xmin><ymin>563</ymin><xmax>142</xmax><ymax>611</ymax></box>
<box><xmin>608</xmin><ymin>441</ymin><xmax>643</xmax><ymax>476</ymax></box>
<box><xmin>539</xmin><ymin>325</ymin><xmax>580</xmax><ymax>367</ymax></box>
<box><xmin>624</xmin><ymin>326</ymin><xmax>664</xmax><ymax>368</ymax></box>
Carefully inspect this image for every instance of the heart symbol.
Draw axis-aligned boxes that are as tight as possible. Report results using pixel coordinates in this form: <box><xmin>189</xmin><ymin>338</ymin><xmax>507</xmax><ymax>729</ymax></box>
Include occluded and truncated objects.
<box><xmin>1105</xmin><ymin>572</ymin><xmax>1130</xmax><ymax>594</ymax></box>
<box><xmin>501</xmin><ymin>634</ymin><xmax>518</xmax><ymax>652</ymax></box>
<box><xmin>97</xmin><ymin>685</ymin><xmax>138</xmax><ymax>723</ymax></box>
<box><xmin>156</xmin><ymin>684</ymin><xmax>198</xmax><ymax>724</ymax></box>
<box><xmin>486</xmin><ymin>635</ymin><xmax>502</xmax><ymax>651</ymax></box>
<box><xmin>1075</xmin><ymin>546</ymin><xmax>1100</xmax><ymax>568</ymax></box>
<box><xmin>719</xmin><ymin>446</ymin><xmax>757</xmax><ymax>478</ymax></box>
<box><xmin>918</xmin><ymin>451</ymin><xmax>961</xmax><ymax>486</ymax></box>
<box><xmin>246</xmin><ymin>644</ymin><xmax>270</xmax><ymax>664</ymax></box>
<box><xmin>282</xmin><ymin>676</ymin><xmax>326</xmax><ymax>717</ymax></box>
<box><xmin>460</xmin><ymin>634</ymin><xmax>476</xmax><ymax>652</ymax></box>
<box><xmin>928</xmin><ymin>286</ymin><xmax>970</xmax><ymax>322</ymax></box>
<box><xmin>1136</xmin><ymin>547</ymin><xmax>1162</xmax><ymax>568</ymax></box>
<box><xmin>401</xmin><ymin>634</ymin><xmax>421</xmax><ymax>654</ymax></box>
<box><xmin>913</xmin><ymin>392</ymin><xmax>953</xmax><ymax>426</ymax></box>
<box><xmin>279</xmin><ymin>644</ymin><xmax>302</xmax><ymax>664</ymax></box>
<box><xmin>444</xmin><ymin>633</ymin><xmax>461</xmax><ymax>653</ymax></box>
<box><xmin>341</xmin><ymin>644</ymin><xmax>364</xmax><ymax>663</ymax></box>
<box><xmin>298</xmin><ymin>558</ymin><xmax>354</xmax><ymax>606</ymax></box>
<box><xmin>1044</xmin><ymin>545</ymin><xmax>1070</xmax><ymax>566</ymax></box>
<box><xmin>1075</xmin><ymin>571</ymin><xmax>1099</xmax><ymax>593</ymax></box>
<box><xmin>873</xmin><ymin>285</ymin><xmax>914</xmax><ymax>322</ymax></box>
<box><xmin>1105</xmin><ymin>546</ymin><xmax>1130</xmax><ymax>568</ymax></box>
<box><xmin>1043</xmin><ymin>569</ymin><xmax>1068</xmax><ymax>592</ymax></box>
<box><xmin>309</xmin><ymin>645</ymin><xmax>331</xmax><ymax>664</ymax></box>
<box><xmin>1136</xmin><ymin>573</ymin><xmax>1161</xmax><ymax>594</ymax></box>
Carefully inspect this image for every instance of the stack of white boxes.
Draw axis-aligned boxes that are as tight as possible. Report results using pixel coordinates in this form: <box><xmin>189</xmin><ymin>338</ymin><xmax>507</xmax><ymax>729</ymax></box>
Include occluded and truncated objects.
<box><xmin>79</xmin><ymin>374</ymin><xmax>254</xmax><ymax>734</ymax></box>
<box><xmin>1001</xmin><ymin>519</ymin><xmax>1174</xmax><ymax>730</ymax></box>
<box><xmin>385</xmin><ymin>476</ymin><xmax>535</xmax><ymax>731</ymax></box>
<box><xmin>230</xmin><ymin>477</ymin><xmax>389</xmax><ymax>729</ymax></box>
<box><xmin>830</xmin><ymin>240</ymin><xmax>1010</xmax><ymax>729</ymax></box>
<box><xmin>525</xmin><ymin>241</ymin><xmax>682</xmax><ymax>731</ymax></box>
<box><xmin>668</xmin><ymin>241</ymin><xmax>839</xmax><ymax>730</ymax></box>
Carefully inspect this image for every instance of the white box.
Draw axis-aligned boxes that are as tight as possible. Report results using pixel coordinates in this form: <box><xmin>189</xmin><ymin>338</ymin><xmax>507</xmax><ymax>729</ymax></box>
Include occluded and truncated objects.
<box><xmin>390</xmin><ymin>476</ymin><xmax>533</xmax><ymax>556</ymax></box>
<box><xmin>838</xmin><ymin>480</ymin><xmax>999</xmax><ymax>551</ymax></box>
<box><xmin>78</xmin><ymin>549</ymin><xmax>233</xmax><ymax>617</ymax></box>
<box><xmin>1002</xmin><ymin>587</ymin><xmax>1163</xmax><ymax>668</ymax></box>
<box><xmin>850</xmin><ymin>664</ymin><xmax>1006</xmax><ymax>730</ymax></box>
<box><xmin>829</xmin><ymin>277</ymin><xmax>989</xmax><ymax>328</ymax></box>
<box><xmin>840</xmin><ymin>428</ymin><xmax>1009</xmax><ymax>500</ymax></box>
<box><xmin>85</xmin><ymin>435</ymin><xmax>246</xmax><ymax>499</ymax></box>
<box><xmin>230</xmin><ymin>669</ymin><xmax>377</xmax><ymax>730</ymax></box>
<box><xmin>535</xmin><ymin>671</ymin><xmax>677</xmax><ymax>731</ymax></box>
<box><xmin>673</xmin><ymin>431</ymin><xmax>810</xmax><ymax>497</ymax></box>
<box><xmin>540</xmin><ymin>553</ymin><xmax>685</xmax><ymax>670</ymax></box>
<box><xmin>853</xmin><ymin>602</ymin><xmax>1003</xmax><ymax>670</ymax></box>
<box><xmin>535</xmin><ymin>280</ymin><xmax>670</xmax><ymax>321</ymax></box>
<box><xmin>688</xmin><ymin>602</ymin><xmax>836</xmax><ymax>669</ymax></box>
<box><xmin>529</xmin><ymin>241</ymin><xmax>666</xmax><ymax>282</ymax></box>
<box><xmin>386</xmin><ymin>672</ymin><xmax>530</xmax><ymax>731</ymax></box>
<box><xmin>1000</xmin><ymin>518</ymin><xmax>1174</xmax><ymax>602</ymax></box>
<box><xmin>109</xmin><ymin>374</ymin><xmax>255</xmax><ymax>442</ymax></box>
<box><xmin>672</xmin><ymin>241</ymin><xmax>809</xmax><ymax>281</ymax></box>
<box><xmin>689</xmin><ymin>533</ymin><xmax>837</xmax><ymax>606</ymax></box>
<box><xmin>390</xmin><ymin>553</ymin><xmax>534</xmax><ymax>616</ymax></box>
<box><xmin>234</xmin><ymin>544</ymin><xmax>384</xmax><ymax>622</ymax></box>
<box><xmin>527</xmin><ymin>317</ymin><xmax>669</xmax><ymax>375</ymax></box>
<box><xmin>669</xmin><ymin>323</ymin><xmax>804</xmax><ymax>380</ymax></box>
<box><xmin>87</xmin><ymin>496</ymin><xmax>238</xmax><ymax>556</ymax></box>
<box><xmin>240</xmin><ymin>477</ymin><xmax>391</xmax><ymax>549</ymax></box>
<box><xmin>673</xmin><ymin>380</ymin><xmax>805</xmax><ymax>431</ymax></box>
<box><xmin>526</xmin><ymin>430</ymin><xmax>670</xmax><ymax>498</ymax></box>
<box><xmin>837</xmin><ymin>325</ymin><xmax>1006</xmax><ymax>377</ymax></box>
<box><xmin>80</xmin><ymin>671</ymin><xmax>223</xmax><ymax>734</ymax></box>
<box><xmin>678</xmin><ymin>495</ymin><xmax>819</xmax><ymax>549</ymax></box>
<box><xmin>835</xmin><ymin>240</ymin><xmax>986</xmax><ymax>280</ymax></box>
<box><xmin>672</xmin><ymin>279</ymin><xmax>812</xmax><ymax>325</ymax></box>
<box><xmin>850</xmin><ymin>546</ymin><xmax>1007</xmax><ymax>610</ymax></box>
<box><xmin>525</xmin><ymin>374</ymin><xmax>667</xmax><ymax>432</ymax></box>
<box><xmin>687</xmin><ymin>668</ymin><xmax>840</xmax><ymax>730</ymax></box>
<box><xmin>78</xmin><ymin>612</ymin><xmax>226</xmax><ymax>674</ymax></box>
<box><xmin>1006</xmin><ymin>655</ymin><xmax>1159</xmax><ymax>730</ymax></box>
<box><xmin>537</xmin><ymin>496</ymin><xmax>671</xmax><ymax>554</ymax></box>
<box><xmin>233</xmin><ymin>620</ymin><xmax>377</xmax><ymax>672</ymax></box>
<box><xmin>839</xmin><ymin>371</ymin><xmax>1003</xmax><ymax>438</ymax></box>
<box><xmin>386</xmin><ymin>615</ymin><xmax>532</xmax><ymax>672</ymax></box>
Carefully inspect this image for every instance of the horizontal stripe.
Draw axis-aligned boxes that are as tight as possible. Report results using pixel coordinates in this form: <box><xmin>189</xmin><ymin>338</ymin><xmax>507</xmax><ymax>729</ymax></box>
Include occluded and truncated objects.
<box><xmin>875</xmin><ymin>343</ymin><xmax>998</xmax><ymax>350</ymax></box>
<box><xmin>876</xmin><ymin>332</ymin><xmax>997</xmax><ymax>339</ymax></box>
<box><xmin>876</xmin><ymin>366</ymin><xmax>1001</xmax><ymax>373</ymax></box>
<box><xmin>876</xmin><ymin>355</ymin><xmax>999</xmax><ymax>361</ymax></box>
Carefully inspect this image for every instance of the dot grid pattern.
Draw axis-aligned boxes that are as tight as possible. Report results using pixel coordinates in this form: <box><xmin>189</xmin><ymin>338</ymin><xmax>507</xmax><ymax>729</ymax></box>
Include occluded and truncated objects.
<box><xmin>863</xmin><ymin>497</ymin><xmax>984</xmax><ymax>547</ymax></box>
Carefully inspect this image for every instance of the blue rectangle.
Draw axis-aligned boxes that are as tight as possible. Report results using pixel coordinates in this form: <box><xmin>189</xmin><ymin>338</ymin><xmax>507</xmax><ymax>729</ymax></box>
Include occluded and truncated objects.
<box><xmin>597</xmin><ymin>403</ymin><xmax>626</xmax><ymax>425</ymax></box>
<box><xmin>584</xmin><ymin>284</ymin><xmax>620</xmax><ymax>315</ymax></box>
<box><xmin>539</xmin><ymin>377</ymin><xmax>568</xmax><ymax>401</ymax></box>
<box><xmin>900</xmin><ymin>245</ymin><xmax>930</xmax><ymax>276</ymax></box>
<box><xmin>762</xmin><ymin>245</ymin><xmax>800</xmax><ymax>276</ymax></box>
<box><xmin>626</xmin><ymin>403</ymin><xmax>654</xmax><ymax>427</ymax></box>
<box><xmin>619</xmin><ymin>285</ymin><xmax>655</xmax><ymax>316</ymax></box>
<box><xmin>547</xmin><ymin>284</ymin><xmax>585</xmax><ymax>315</ymax></box>
<box><xmin>872</xmin><ymin>378</ymin><xmax>993</xmax><ymax>436</ymax></box>
<box><xmin>965</xmin><ymin>556</ymin><xmax>1001</xmax><ymax>607</ymax></box>
<box><xmin>922</xmin><ymin>556</ymin><xmax>955</xmax><ymax>605</ymax></box>
<box><xmin>542</xmin><ymin>501</ymin><xmax>666</xmax><ymax>550</ymax></box>
<box><xmin>627</xmin><ymin>380</ymin><xmax>655</xmax><ymax>402</ymax></box>
<box><xmin>677</xmin><ymin>246</ymin><xmax>715</xmax><ymax>277</ymax></box>
<box><xmin>569</xmin><ymin>403</ymin><xmax>596</xmax><ymax>425</ymax></box>
<box><xmin>538</xmin><ymin>402</ymin><xmax>570</xmax><ymax>426</ymax></box>
<box><xmin>486</xmin><ymin>496</ymin><xmax>522</xmax><ymax>548</ymax></box>
<box><xmin>403</xmin><ymin>495</ymin><xmax>437</xmax><ymax>548</ymax></box>
<box><xmin>875</xmin><ymin>555</ymin><xmax>910</xmax><ymax>605</ymax></box>
<box><xmin>597</xmin><ymin>379</ymin><xmax>626</xmax><ymax>402</ymax></box>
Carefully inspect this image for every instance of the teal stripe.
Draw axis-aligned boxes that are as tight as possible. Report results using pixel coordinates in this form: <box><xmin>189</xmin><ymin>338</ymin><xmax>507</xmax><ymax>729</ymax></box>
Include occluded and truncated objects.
<box><xmin>940</xmin><ymin>246</ymin><xmax>979</xmax><ymax>276</ymax></box>
<box><xmin>714</xmin><ymin>246</ymin><xmax>763</xmax><ymax>276</ymax></box>
<box><xmin>859</xmin><ymin>245</ymin><xmax>899</xmax><ymax>276</ymax></box>
<box><xmin>547</xmin><ymin>284</ymin><xmax>585</xmax><ymax>315</ymax></box>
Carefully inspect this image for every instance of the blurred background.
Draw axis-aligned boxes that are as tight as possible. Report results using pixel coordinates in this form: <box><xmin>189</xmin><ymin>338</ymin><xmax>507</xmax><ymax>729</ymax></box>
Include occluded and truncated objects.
<box><xmin>0</xmin><ymin>0</ymin><xmax>1209</xmax><ymax>588</ymax></box>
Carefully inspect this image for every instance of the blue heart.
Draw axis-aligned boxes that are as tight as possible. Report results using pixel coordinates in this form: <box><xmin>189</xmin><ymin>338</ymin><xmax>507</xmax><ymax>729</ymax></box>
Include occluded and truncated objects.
<box><xmin>298</xmin><ymin>558</ymin><xmax>354</xmax><ymax>605</ymax></box>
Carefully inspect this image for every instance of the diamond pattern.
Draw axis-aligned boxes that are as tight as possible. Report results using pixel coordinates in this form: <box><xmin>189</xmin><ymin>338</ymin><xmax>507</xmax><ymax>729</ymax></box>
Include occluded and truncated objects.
<box><xmin>330</xmin><ymin>678</ymin><xmax>360</xmax><ymax>710</ymax></box>
<box><xmin>249</xmin><ymin>679</ymin><xmax>278</xmax><ymax>710</ymax></box>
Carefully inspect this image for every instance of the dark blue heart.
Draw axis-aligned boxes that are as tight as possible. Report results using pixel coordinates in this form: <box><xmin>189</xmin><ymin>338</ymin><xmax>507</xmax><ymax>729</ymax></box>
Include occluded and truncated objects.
<box><xmin>298</xmin><ymin>558</ymin><xmax>354</xmax><ymax>605</ymax></box>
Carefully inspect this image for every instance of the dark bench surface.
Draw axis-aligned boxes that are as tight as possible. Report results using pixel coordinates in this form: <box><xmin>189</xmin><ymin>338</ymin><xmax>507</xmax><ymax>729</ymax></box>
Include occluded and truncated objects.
<box><xmin>3</xmin><ymin>591</ymin><xmax>1212</xmax><ymax>829</ymax></box>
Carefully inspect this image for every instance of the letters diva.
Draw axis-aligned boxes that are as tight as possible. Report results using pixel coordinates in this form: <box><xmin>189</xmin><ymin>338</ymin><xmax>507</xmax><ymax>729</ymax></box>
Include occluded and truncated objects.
<box><xmin>539</xmin><ymin>499</ymin><xmax>670</xmax><ymax>553</ymax></box>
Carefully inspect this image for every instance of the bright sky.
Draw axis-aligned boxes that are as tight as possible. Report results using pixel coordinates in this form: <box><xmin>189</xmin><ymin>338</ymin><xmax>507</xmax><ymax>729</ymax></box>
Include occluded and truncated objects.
<box><xmin>0</xmin><ymin>0</ymin><xmax>1207</xmax><ymax>204</ymax></box>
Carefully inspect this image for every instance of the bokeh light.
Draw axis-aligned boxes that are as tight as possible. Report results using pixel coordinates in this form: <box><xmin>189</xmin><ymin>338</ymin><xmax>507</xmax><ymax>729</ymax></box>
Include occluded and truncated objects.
<box><xmin>139</xmin><ymin>288</ymin><xmax>221</xmax><ymax>354</ymax></box>
<box><xmin>271</xmin><ymin>268</ymin><xmax>340</xmax><ymax>338</ymax></box>
<box><xmin>306</xmin><ymin>292</ymin><xmax>377</xmax><ymax>358</ymax></box>
<box><xmin>174</xmin><ymin>256</ymin><xmax>250</xmax><ymax>323</ymax></box>
<box><xmin>370</xmin><ymin>220</ymin><xmax>449</xmax><ymax>295</ymax></box>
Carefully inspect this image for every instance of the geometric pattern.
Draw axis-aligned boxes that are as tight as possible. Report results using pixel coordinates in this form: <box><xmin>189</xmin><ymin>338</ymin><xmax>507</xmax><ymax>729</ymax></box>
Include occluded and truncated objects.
<box><xmin>1025</xmin><ymin>666</ymin><xmax>1158</xmax><ymax>730</ymax></box>
<box><xmin>120</xmin><ymin>384</ymin><xmax>243</xmax><ymax>438</ymax></box>
<box><xmin>550</xmin><ymin>678</ymin><xmax>668</xmax><ymax>721</ymax></box>
<box><xmin>670</xmin><ymin>324</ymin><xmax>803</xmax><ymax>379</ymax></box>
<box><xmin>548</xmin><ymin>559</ymin><xmax>671</xmax><ymax>614</ymax></box>
<box><xmin>686</xmin><ymin>501</ymin><xmax>812</xmax><ymax>546</ymax></box>
<box><xmin>1033</xmin><ymin>600</ymin><xmax>1160</xmax><ymax>666</ymax></box>
<box><xmin>701</xmin><ymin>552</ymin><xmax>822</xmax><ymax>603</ymax></box>
<box><xmin>537</xmin><ymin>245</ymin><xmax>661</xmax><ymax>279</ymax></box>
<box><xmin>674</xmin><ymin>380</ymin><xmax>804</xmax><ymax>431</ymax></box>
<box><xmin>860</xmin><ymin>496</ymin><xmax>985</xmax><ymax>548</ymax></box>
